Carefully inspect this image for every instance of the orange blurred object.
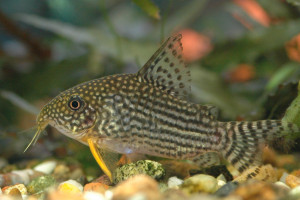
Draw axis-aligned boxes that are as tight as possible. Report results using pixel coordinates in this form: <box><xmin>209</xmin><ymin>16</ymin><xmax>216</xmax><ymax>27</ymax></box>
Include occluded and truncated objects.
<box><xmin>179</xmin><ymin>29</ymin><xmax>213</xmax><ymax>62</ymax></box>
<box><xmin>227</xmin><ymin>64</ymin><xmax>256</xmax><ymax>82</ymax></box>
<box><xmin>286</xmin><ymin>34</ymin><xmax>300</xmax><ymax>63</ymax></box>
<box><xmin>233</xmin><ymin>0</ymin><xmax>271</xmax><ymax>27</ymax></box>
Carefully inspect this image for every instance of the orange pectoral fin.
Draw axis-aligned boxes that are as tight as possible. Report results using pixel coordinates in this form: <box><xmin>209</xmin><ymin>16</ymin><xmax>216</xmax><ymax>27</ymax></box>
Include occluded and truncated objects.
<box><xmin>88</xmin><ymin>138</ymin><xmax>112</xmax><ymax>181</ymax></box>
<box><xmin>87</xmin><ymin>138</ymin><xmax>120</xmax><ymax>182</ymax></box>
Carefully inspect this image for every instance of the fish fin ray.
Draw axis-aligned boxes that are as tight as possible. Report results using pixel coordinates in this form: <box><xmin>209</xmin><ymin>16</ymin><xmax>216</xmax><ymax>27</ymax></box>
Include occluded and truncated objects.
<box><xmin>87</xmin><ymin>138</ymin><xmax>120</xmax><ymax>181</ymax></box>
<box><xmin>137</xmin><ymin>34</ymin><xmax>191</xmax><ymax>99</ymax></box>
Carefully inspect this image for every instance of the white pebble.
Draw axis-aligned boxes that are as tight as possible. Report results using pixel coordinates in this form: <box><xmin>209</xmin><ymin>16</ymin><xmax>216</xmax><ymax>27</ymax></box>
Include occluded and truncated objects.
<box><xmin>217</xmin><ymin>174</ymin><xmax>227</xmax><ymax>182</ymax></box>
<box><xmin>84</xmin><ymin>191</ymin><xmax>106</xmax><ymax>200</ymax></box>
<box><xmin>280</xmin><ymin>172</ymin><xmax>289</xmax><ymax>183</ymax></box>
<box><xmin>167</xmin><ymin>176</ymin><xmax>183</xmax><ymax>188</ymax></box>
<box><xmin>34</xmin><ymin>160</ymin><xmax>57</xmax><ymax>174</ymax></box>
<box><xmin>290</xmin><ymin>185</ymin><xmax>300</xmax><ymax>196</ymax></box>
<box><xmin>11</xmin><ymin>169</ymin><xmax>34</xmax><ymax>185</ymax></box>
<box><xmin>217</xmin><ymin>180</ymin><xmax>226</xmax><ymax>189</ymax></box>
<box><xmin>274</xmin><ymin>181</ymin><xmax>291</xmax><ymax>190</ymax></box>
<box><xmin>105</xmin><ymin>190</ymin><xmax>114</xmax><ymax>200</ymax></box>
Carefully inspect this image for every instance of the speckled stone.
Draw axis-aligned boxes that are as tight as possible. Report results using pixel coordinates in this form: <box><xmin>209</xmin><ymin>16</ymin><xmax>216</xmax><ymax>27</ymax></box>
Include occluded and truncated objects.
<box><xmin>2</xmin><ymin>184</ymin><xmax>27</xmax><ymax>197</ymax></box>
<box><xmin>27</xmin><ymin>175</ymin><xmax>56</xmax><ymax>194</ymax></box>
<box><xmin>112</xmin><ymin>160</ymin><xmax>165</xmax><ymax>184</ymax></box>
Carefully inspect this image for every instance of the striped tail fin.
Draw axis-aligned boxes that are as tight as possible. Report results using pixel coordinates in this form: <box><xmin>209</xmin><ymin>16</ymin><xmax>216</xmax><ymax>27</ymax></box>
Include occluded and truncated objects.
<box><xmin>218</xmin><ymin>120</ymin><xmax>299</xmax><ymax>173</ymax></box>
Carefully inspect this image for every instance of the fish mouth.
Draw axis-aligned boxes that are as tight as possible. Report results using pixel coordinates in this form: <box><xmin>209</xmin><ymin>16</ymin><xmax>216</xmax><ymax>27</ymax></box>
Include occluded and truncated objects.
<box><xmin>23</xmin><ymin>121</ymin><xmax>49</xmax><ymax>153</ymax></box>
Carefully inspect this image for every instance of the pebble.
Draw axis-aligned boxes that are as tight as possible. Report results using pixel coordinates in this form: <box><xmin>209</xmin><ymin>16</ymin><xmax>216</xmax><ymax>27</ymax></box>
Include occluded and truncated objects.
<box><xmin>33</xmin><ymin>160</ymin><xmax>57</xmax><ymax>174</ymax></box>
<box><xmin>27</xmin><ymin>175</ymin><xmax>56</xmax><ymax>194</ymax></box>
<box><xmin>84</xmin><ymin>182</ymin><xmax>109</xmax><ymax>194</ymax></box>
<box><xmin>113</xmin><ymin>160</ymin><xmax>165</xmax><ymax>184</ymax></box>
<box><xmin>181</xmin><ymin>174</ymin><xmax>218</xmax><ymax>194</ymax></box>
<box><xmin>167</xmin><ymin>176</ymin><xmax>183</xmax><ymax>189</ymax></box>
<box><xmin>0</xmin><ymin>169</ymin><xmax>44</xmax><ymax>187</ymax></box>
<box><xmin>112</xmin><ymin>174</ymin><xmax>161</xmax><ymax>200</ymax></box>
<box><xmin>274</xmin><ymin>181</ymin><xmax>291</xmax><ymax>191</ymax></box>
<box><xmin>2</xmin><ymin>184</ymin><xmax>28</xmax><ymax>199</ymax></box>
<box><xmin>47</xmin><ymin>191</ymin><xmax>84</xmax><ymax>200</ymax></box>
<box><xmin>216</xmin><ymin>174</ymin><xmax>227</xmax><ymax>189</ymax></box>
<box><xmin>93</xmin><ymin>175</ymin><xmax>112</xmax><ymax>186</ymax></box>
<box><xmin>231</xmin><ymin>181</ymin><xmax>288</xmax><ymax>200</ymax></box>
<box><xmin>214</xmin><ymin>182</ymin><xmax>238</xmax><ymax>197</ymax></box>
<box><xmin>289</xmin><ymin>185</ymin><xmax>300</xmax><ymax>197</ymax></box>
<box><xmin>53</xmin><ymin>164</ymin><xmax>70</xmax><ymax>181</ymax></box>
<box><xmin>69</xmin><ymin>168</ymin><xmax>85</xmax><ymax>184</ymax></box>
<box><xmin>285</xmin><ymin>174</ymin><xmax>300</xmax><ymax>188</ymax></box>
<box><xmin>280</xmin><ymin>172</ymin><xmax>289</xmax><ymax>183</ymax></box>
<box><xmin>3</xmin><ymin>188</ymin><xmax>22</xmax><ymax>199</ymax></box>
<box><xmin>58</xmin><ymin>180</ymin><xmax>83</xmax><ymax>194</ymax></box>
<box><xmin>83</xmin><ymin>191</ymin><xmax>106</xmax><ymax>200</ymax></box>
<box><xmin>163</xmin><ymin>188</ymin><xmax>187</xmax><ymax>200</ymax></box>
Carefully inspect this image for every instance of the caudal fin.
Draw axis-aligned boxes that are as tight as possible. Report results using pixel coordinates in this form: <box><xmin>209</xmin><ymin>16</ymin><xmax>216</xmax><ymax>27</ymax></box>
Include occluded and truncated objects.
<box><xmin>218</xmin><ymin>120</ymin><xmax>299</xmax><ymax>173</ymax></box>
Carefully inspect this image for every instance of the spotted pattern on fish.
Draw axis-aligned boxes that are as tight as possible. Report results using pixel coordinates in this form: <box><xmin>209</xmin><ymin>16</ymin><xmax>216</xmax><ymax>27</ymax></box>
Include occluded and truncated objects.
<box><xmin>32</xmin><ymin>34</ymin><xmax>300</xmax><ymax>176</ymax></box>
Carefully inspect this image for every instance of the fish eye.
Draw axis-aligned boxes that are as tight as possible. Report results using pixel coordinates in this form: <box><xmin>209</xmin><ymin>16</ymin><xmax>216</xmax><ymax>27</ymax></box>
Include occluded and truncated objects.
<box><xmin>68</xmin><ymin>96</ymin><xmax>83</xmax><ymax>111</ymax></box>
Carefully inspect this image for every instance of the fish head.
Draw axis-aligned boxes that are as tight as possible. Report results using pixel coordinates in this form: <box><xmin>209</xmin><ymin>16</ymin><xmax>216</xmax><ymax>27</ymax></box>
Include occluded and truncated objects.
<box><xmin>39</xmin><ymin>86</ymin><xmax>98</xmax><ymax>139</ymax></box>
<box><xmin>25</xmin><ymin>83</ymin><xmax>99</xmax><ymax>152</ymax></box>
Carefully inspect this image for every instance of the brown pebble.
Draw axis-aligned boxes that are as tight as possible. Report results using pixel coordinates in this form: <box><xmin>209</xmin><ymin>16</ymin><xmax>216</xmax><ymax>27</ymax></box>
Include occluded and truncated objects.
<box><xmin>163</xmin><ymin>188</ymin><xmax>187</xmax><ymax>200</ymax></box>
<box><xmin>6</xmin><ymin>188</ymin><xmax>22</xmax><ymax>198</ymax></box>
<box><xmin>112</xmin><ymin>175</ymin><xmax>161</xmax><ymax>200</ymax></box>
<box><xmin>53</xmin><ymin>164</ymin><xmax>70</xmax><ymax>181</ymax></box>
<box><xmin>93</xmin><ymin>175</ymin><xmax>112</xmax><ymax>186</ymax></box>
<box><xmin>47</xmin><ymin>191</ymin><xmax>84</xmax><ymax>200</ymax></box>
<box><xmin>84</xmin><ymin>182</ymin><xmax>109</xmax><ymax>194</ymax></box>
<box><xmin>231</xmin><ymin>181</ymin><xmax>288</xmax><ymax>200</ymax></box>
<box><xmin>286</xmin><ymin>175</ymin><xmax>300</xmax><ymax>188</ymax></box>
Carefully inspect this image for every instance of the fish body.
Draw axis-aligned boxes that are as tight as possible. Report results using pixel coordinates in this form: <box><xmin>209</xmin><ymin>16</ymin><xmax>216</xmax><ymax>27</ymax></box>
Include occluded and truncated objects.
<box><xmin>30</xmin><ymin>34</ymin><xmax>299</xmax><ymax>179</ymax></box>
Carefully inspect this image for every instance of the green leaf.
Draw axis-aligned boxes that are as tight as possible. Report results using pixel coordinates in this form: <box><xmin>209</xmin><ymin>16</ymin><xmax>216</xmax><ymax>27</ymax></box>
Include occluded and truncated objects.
<box><xmin>283</xmin><ymin>81</ymin><xmax>300</xmax><ymax>127</ymax></box>
<box><xmin>132</xmin><ymin>0</ymin><xmax>160</xmax><ymax>19</ymax></box>
<box><xmin>16</xmin><ymin>14</ymin><xmax>158</xmax><ymax>65</ymax></box>
<box><xmin>202</xmin><ymin>19</ymin><xmax>300</xmax><ymax>71</ymax></box>
<box><xmin>265</xmin><ymin>62</ymin><xmax>299</xmax><ymax>92</ymax></box>
<box><xmin>287</xmin><ymin>0</ymin><xmax>300</xmax><ymax>6</ymax></box>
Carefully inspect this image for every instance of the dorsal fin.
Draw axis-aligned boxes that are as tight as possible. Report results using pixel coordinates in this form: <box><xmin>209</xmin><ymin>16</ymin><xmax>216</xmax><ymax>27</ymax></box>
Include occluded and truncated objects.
<box><xmin>137</xmin><ymin>34</ymin><xmax>191</xmax><ymax>99</ymax></box>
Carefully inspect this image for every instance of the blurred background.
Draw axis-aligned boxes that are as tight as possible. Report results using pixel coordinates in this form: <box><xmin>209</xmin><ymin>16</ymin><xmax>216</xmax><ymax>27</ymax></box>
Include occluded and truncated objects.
<box><xmin>1</xmin><ymin>0</ymin><xmax>300</xmax><ymax>170</ymax></box>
